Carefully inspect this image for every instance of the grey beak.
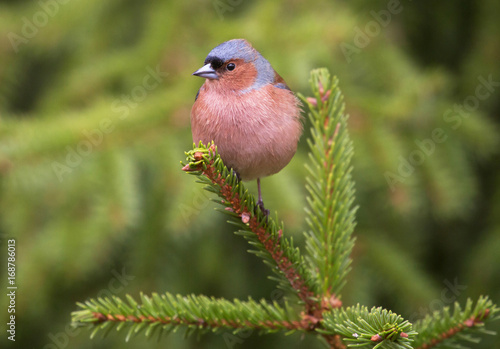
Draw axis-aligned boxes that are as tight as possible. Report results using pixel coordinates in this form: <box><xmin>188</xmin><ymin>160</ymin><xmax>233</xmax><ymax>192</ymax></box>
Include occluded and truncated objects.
<box><xmin>192</xmin><ymin>63</ymin><xmax>218</xmax><ymax>80</ymax></box>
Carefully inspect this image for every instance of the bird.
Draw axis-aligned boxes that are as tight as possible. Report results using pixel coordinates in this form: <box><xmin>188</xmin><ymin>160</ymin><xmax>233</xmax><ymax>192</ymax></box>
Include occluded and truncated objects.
<box><xmin>191</xmin><ymin>39</ymin><xmax>303</xmax><ymax>213</ymax></box>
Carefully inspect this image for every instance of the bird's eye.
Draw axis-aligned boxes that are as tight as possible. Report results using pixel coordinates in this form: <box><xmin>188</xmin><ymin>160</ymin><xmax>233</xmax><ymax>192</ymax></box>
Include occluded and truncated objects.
<box><xmin>226</xmin><ymin>63</ymin><xmax>236</xmax><ymax>71</ymax></box>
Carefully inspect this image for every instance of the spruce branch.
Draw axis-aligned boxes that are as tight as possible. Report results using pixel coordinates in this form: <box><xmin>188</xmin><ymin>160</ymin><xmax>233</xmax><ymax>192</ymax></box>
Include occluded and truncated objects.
<box><xmin>413</xmin><ymin>296</ymin><xmax>499</xmax><ymax>349</ymax></box>
<box><xmin>71</xmin><ymin>293</ymin><xmax>304</xmax><ymax>341</ymax></box>
<box><xmin>298</xmin><ymin>69</ymin><xmax>357</xmax><ymax>299</ymax></box>
<box><xmin>322</xmin><ymin>304</ymin><xmax>417</xmax><ymax>349</ymax></box>
<box><xmin>182</xmin><ymin>143</ymin><xmax>321</xmax><ymax>316</ymax></box>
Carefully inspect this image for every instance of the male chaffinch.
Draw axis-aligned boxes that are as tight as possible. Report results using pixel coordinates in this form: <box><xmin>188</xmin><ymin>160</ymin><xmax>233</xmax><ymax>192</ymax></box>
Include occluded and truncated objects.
<box><xmin>191</xmin><ymin>39</ymin><xmax>303</xmax><ymax>212</ymax></box>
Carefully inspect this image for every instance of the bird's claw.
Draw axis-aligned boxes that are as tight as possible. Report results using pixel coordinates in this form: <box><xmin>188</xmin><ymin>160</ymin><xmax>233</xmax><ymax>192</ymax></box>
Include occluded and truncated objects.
<box><xmin>257</xmin><ymin>199</ymin><xmax>270</xmax><ymax>217</ymax></box>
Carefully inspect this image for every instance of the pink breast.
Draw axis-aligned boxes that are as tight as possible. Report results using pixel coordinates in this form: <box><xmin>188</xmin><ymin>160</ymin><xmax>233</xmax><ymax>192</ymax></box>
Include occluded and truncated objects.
<box><xmin>191</xmin><ymin>85</ymin><xmax>302</xmax><ymax>180</ymax></box>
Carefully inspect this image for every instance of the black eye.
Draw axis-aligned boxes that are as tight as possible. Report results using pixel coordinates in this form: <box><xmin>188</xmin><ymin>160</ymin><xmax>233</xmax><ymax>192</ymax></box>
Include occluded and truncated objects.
<box><xmin>226</xmin><ymin>63</ymin><xmax>236</xmax><ymax>71</ymax></box>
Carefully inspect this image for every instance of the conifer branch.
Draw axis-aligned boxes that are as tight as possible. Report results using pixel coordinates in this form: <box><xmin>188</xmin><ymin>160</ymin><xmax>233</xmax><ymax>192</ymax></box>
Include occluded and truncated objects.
<box><xmin>182</xmin><ymin>144</ymin><xmax>320</xmax><ymax>315</ymax></box>
<box><xmin>298</xmin><ymin>69</ymin><xmax>357</xmax><ymax>299</ymax></box>
<box><xmin>322</xmin><ymin>304</ymin><xmax>417</xmax><ymax>349</ymax></box>
<box><xmin>72</xmin><ymin>293</ymin><xmax>305</xmax><ymax>340</ymax></box>
<box><xmin>413</xmin><ymin>296</ymin><xmax>499</xmax><ymax>349</ymax></box>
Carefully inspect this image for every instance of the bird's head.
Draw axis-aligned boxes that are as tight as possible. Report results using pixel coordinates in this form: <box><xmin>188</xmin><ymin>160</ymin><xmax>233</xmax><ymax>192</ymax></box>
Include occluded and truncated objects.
<box><xmin>192</xmin><ymin>39</ymin><xmax>277</xmax><ymax>93</ymax></box>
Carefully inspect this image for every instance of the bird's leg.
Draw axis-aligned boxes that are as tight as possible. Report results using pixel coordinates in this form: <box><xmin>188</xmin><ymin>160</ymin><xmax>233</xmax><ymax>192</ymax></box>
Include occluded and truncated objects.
<box><xmin>256</xmin><ymin>178</ymin><xmax>270</xmax><ymax>216</ymax></box>
<box><xmin>257</xmin><ymin>177</ymin><xmax>263</xmax><ymax>205</ymax></box>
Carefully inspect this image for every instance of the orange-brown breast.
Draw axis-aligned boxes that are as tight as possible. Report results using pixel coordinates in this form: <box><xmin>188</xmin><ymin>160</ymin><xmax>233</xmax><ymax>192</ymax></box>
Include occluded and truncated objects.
<box><xmin>191</xmin><ymin>79</ymin><xmax>302</xmax><ymax>180</ymax></box>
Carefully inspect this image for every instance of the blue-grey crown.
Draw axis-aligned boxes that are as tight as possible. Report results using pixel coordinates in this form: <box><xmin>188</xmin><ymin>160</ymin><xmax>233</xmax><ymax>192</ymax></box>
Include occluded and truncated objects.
<box><xmin>205</xmin><ymin>39</ymin><xmax>275</xmax><ymax>93</ymax></box>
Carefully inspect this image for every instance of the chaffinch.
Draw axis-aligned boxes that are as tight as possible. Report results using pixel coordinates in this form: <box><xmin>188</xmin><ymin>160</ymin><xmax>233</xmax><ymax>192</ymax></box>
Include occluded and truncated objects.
<box><xmin>191</xmin><ymin>39</ymin><xmax>303</xmax><ymax>212</ymax></box>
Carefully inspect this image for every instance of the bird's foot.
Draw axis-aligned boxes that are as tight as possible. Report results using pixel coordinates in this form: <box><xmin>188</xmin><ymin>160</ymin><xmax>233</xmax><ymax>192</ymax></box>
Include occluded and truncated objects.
<box><xmin>233</xmin><ymin>170</ymin><xmax>241</xmax><ymax>181</ymax></box>
<box><xmin>256</xmin><ymin>199</ymin><xmax>270</xmax><ymax>217</ymax></box>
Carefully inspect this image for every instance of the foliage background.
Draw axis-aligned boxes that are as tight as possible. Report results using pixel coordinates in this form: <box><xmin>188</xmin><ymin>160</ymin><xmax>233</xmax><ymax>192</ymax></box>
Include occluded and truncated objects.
<box><xmin>0</xmin><ymin>0</ymin><xmax>499</xmax><ymax>348</ymax></box>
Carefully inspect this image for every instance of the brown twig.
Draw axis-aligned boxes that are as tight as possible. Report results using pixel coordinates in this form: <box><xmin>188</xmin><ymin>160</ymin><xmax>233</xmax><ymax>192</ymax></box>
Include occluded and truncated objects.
<box><xmin>91</xmin><ymin>311</ymin><xmax>312</xmax><ymax>331</ymax></box>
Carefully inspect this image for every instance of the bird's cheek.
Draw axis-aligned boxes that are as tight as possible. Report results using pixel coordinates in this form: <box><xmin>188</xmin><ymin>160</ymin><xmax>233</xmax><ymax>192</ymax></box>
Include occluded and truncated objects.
<box><xmin>227</xmin><ymin>65</ymin><xmax>258</xmax><ymax>92</ymax></box>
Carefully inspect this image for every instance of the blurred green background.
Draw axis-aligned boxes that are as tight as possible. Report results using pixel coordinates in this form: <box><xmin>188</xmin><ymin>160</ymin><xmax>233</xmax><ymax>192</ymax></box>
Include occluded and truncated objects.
<box><xmin>1</xmin><ymin>0</ymin><xmax>499</xmax><ymax>348</ymax></box>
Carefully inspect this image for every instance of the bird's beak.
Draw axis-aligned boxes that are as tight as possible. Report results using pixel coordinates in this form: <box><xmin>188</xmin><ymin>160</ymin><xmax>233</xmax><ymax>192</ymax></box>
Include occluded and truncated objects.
<box><xmin>192</xmin><ymin>63</ymin><xmax>218</xmax><ymax>80</ymax></box>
